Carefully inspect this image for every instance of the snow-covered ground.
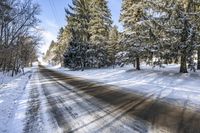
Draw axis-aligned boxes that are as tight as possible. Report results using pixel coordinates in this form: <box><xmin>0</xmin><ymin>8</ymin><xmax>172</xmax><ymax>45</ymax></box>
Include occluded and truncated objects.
<box><xmin>1</xmin><ymin>63</ymin><xmax>200</xmax><ymax>133</ymax></box>
<box><xmin>0</xmin><ymin>67</ymin><xmax>33</xmax><ymax>133</ymax></box>
<box><xmin>0</xmin><ymin>68</ymin><xmax>32</xmax><ymax>86</ymax></box>
<box><xmin>51</xmin><ymin>64</ymin><xmax>200</xmax><ymax>109</ymax></box>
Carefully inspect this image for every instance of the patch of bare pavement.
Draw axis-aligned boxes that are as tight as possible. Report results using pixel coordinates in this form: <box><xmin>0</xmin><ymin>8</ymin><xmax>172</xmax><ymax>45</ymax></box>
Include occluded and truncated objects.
<box><xmin>23</xmin><ymin>66</ymin><xmax>200</xmax><ymax>133</ymax></box>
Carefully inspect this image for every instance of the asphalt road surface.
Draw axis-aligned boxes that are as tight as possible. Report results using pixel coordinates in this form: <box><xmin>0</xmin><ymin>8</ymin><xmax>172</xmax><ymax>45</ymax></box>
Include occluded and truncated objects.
<box><xmin>23</xmin><ymin>66</ymin><xmax>200</xmax><ymax>133</ymax></box>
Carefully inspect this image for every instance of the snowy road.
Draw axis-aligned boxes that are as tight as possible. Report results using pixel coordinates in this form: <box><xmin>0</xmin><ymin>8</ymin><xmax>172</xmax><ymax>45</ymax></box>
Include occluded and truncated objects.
<box><xmin>22</xmin><ymin>66</ymin><xmax>200</xmax><ymax>133</ymax></box>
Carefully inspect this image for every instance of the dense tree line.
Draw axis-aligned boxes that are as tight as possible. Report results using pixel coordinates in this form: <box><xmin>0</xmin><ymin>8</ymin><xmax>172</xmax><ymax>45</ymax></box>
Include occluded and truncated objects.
<box><xmin>45</xmin><ymin>0</ymin><xmax>200</xmax><ymax>73</ymax></box>
<box><xmin>45</xmin><ymin>0</ymin><xmax>119</xmax><ymax>70</ymax></box>
<box><xmin>0</xmin><ymin>0</ymin><xmax>40</xmax><ymax>76</ymax></box>
<box><xmin>120</xmin><ymin>0</ymin><xmax>200</xmax><ymax>73</ymax></box>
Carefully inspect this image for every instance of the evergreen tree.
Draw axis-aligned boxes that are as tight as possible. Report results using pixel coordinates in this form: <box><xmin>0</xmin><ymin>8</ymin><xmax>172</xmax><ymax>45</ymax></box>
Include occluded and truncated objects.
<box><xmin>44</xmin><ymin>26</ymin><xmax>71</xmax><ymax>66</ymax></box>
<box><xmin>119</xmin><ymin>0</ymin><xmax>133</xmax><ymax>25</ymax></box>
<box><xmin>64</xmin><ymin>0</ymin><xmax>91</xmax><ymax>70</ymax></box>
<box><xmin>120</xmin><ymin>0</ymin><xmax>147</xmax><ymax>70</ymax></box>
<box><xmin>89</xmin><ymin>0</ymin><xmax>112</xmax><ymax>42</ymax></box>
<box><xmin>55</xmin><ymin>27</ymin><xmax>70</xmax><ymax>66</ymax></box>
<box><xmin>88</xmin><ymin>0</ymin><xmax>112</xmax><ymax>68</ymax></box>
<box><xmin>44</xmin><ymin>40</ymin><xmax>57</xmax><ymax>65</ymax></box>
<box><xmin>138</xmin><ymin>1</ymin><xmax>180</xmax><ymax>68</ymax></box>
<box><xmin>64</xmin><ymin>28</ymin><xmax>88</xmax><ymax>70</ymax></box>
<box><xmin>67</xmin><ymin>0</ymin><xmax>91</xmax><ymax>42</ymax></box>
<box><xmin>57</xmin><ymin>27</ymin><xmax>64</xmax><ymax>41</ymax></box>
<box><xmin>146</xmin><ymin>0</ymin><xmax>200</xmax><ymax>73</ymax></box>
<box><xmin>107</xmin><ymin>25</ymin><xmax>119</xmax><ymax>67</ymax></box>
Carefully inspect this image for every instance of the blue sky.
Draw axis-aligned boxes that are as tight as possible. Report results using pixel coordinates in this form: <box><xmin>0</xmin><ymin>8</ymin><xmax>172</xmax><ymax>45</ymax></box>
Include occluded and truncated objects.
<box><xmin>35</xmin><ymin>0</ymin><xmax>122</xmax><ymax>54</ymax></box>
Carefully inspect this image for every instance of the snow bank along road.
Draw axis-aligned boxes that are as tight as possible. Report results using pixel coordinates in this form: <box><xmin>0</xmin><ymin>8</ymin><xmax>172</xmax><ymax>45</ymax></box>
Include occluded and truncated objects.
<box><xmin>11</xmin><ymin>66</ymin><xmax>200</xmax><ymax>133</ymax></box>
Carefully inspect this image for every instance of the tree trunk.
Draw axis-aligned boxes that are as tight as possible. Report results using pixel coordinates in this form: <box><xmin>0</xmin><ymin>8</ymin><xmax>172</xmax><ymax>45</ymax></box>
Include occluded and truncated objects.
<box><xmin>2</xmin><ymin>57</ymin><xmax>6</xmax><ymax>73</ymax></box>
<box><xmin>197</xmin><ymin>48</ymin><xmax>200</xmax><ymax>70</ymax></box>
<box><xmin>81</xmin><ymin>59</ymin><xmax>85</xmax><ymax>71</ymax></box>
<box><xmin>136</xmin><ymin>57</ymin><xmax>140</xmax><ymax>70</ymax></box>
<box><xmin>30</xmin><ymin>59</ymin><xmax>33</xmax><ymax>67</ymax></box>
<box><xmin>12</xmin><ymin>56</ymin><xmax>17</xmax><ymax>77</ymax></box>
<box><xmin>180</xmin><ymin>53</ymin><xmax>188</xmax><ymax>73</ymax></box>
<box><xmin>60</xmin><ymin>56</ymin><xmax>63</xmax><ymax>67</ymax></box>
<box><xmin>133</xmin><ymin>60</ymin><xmax>136</xmax><ymax>68</ymax></box>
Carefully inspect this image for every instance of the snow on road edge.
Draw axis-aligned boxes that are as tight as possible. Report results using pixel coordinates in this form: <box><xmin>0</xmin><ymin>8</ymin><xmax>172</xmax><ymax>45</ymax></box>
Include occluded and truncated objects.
<box><xmin>0</xmin><ymin>69</ymin><xmax>32</xmax><ymax>133</ymax></box>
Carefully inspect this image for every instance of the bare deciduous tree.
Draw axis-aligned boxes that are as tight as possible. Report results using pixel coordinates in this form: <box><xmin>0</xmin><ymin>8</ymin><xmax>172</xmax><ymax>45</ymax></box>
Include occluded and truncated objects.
<box><xmin>0</xmin><ymin>0</ymin><xmax>40</xmax><ymax>76</ymax></box>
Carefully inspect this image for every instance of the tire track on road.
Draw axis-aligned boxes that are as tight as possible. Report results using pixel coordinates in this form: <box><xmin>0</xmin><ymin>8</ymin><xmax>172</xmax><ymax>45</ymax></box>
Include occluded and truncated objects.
<box><xmin>39</xmin><ymin>67</ymin><xmax>200</xmax><ymax>133</ymax></box>
<box><xmin>41</xmin><ymin>68</ymin><xmax>169</xmax><ymax>133</ymax></box>
<box><xmin>23</xmin><ymin>72</ymin><xmax>44</xmax><ymax>133</ymax></box>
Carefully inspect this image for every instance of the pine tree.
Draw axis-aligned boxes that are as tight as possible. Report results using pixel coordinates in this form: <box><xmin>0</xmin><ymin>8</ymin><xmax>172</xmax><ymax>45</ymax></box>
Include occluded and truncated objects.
<box><xmin>146</xmin><ymin>0</ymin><xmax>200</xmax><ymax>73</ymax></box>
<box><xmin>88</xmin><ymin>0</ymin><xmax>112</xmax><ymax>68</ymax></box>
<box><xmin>119</xmin><ymin>0</ymin><xmax>133</xmax><ymax>26</ymax></box>
<box><xmin>64</xmin><ymin>28</ymin><xmax>88</xmax><ymax>70</ymax></box>
<box><xmin>44</xmin><ymin>40</ymin><xmax>56</xmax><ymax>65</ymax></box>
<box><xmin>89</xmin><ymin>0</ymin><xmax>112</xmax><ymax>42</ymax></box>
<box><xmin>120</xmin><ymin>0</ymin><xmax>147</xmax><ymax>70</ymax></box>
<box><xmin>55</xmin><ymin>27</ymin><xmax>70</xmax><ymax>66</ymax></box>
<box><xmin>57</xmin><ymin>27</ymin><xmax>64</xmax><ymax>41</ymax></box>
<box><xmin>139</xmin><ymin>0</ymin><xmax>176</xmax><ymax>67</ymax></box>
<box><xmin>64</xmin><ymin>0</ymin><xmax>91</xmax><ymax>70</ymax></box>
<box><xmin>107</xmin><ymin>25</ymin><xmax>119</xmax><ymax>67</ymax></box>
